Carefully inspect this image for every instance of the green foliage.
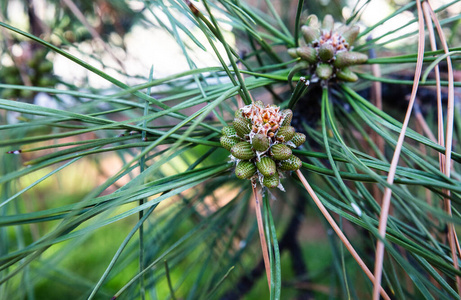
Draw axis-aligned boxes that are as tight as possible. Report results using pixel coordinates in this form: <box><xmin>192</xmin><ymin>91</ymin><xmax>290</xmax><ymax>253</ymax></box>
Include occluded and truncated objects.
<box><xmin>0</xmin><ymin>0</ymin><xmax>461</xmax><ymax>299</ymax></box>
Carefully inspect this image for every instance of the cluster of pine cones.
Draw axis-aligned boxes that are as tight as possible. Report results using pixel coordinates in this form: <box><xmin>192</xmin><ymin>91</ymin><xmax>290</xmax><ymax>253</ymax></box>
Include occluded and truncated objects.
<box><xmin>0</xmin><ymin>49</ymin><xmax>57</xmax><ymax>99</ymax></box>
<box><xmin>288</xmin><ymin>14</ymin><xmax>368</xmax><ymax>82</ymax></box>
<box><xmin>220</xmin><ymin>101</ymin><xmax>305</xmax><ymax>189</ymax></box>
<box><xmin>220</xmin><ymin>16</ymin><xmax>368</xmax><ymax>188</ymax></box>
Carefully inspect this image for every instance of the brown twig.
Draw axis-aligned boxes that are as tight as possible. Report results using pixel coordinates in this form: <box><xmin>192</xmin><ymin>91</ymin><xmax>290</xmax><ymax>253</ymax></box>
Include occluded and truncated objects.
<box><xmin>369</xmin><ymin>47</ymin><xmax>384</xmax><ymax>203</ymax></box>
<box><xmin>295</xmin><ymin>170</ymin><xmax>390</xmax><ymax>300</ymax></box>
<box><xmin>370</xmin><ymin>54</ymin><xmax>384</xmax><ymax>153</ymax></box>
<box><xmin>372</xmin><ymin>0</ymin><xmax>426</xmax><ymax>298</ymax></box>
<box><xmin>252</xmin><ymin>185</ymin><xmax>271</xmax><ymax>288</ymax></box>
<box><xmin>221</xmin><ymin>193</ymin><xmax>310</xmax><ymax>299</ymax></box>
<box><xmin>424</xmin><ymin>1</ymin><xmax>461</xmax><ymax>295</ymax></box>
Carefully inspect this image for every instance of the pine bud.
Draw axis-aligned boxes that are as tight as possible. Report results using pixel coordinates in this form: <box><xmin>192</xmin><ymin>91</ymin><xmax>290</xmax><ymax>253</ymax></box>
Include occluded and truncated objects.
<box><xmin>315</xmin><ymin>63</ymin><xmax>333</xmax><ymax>80</ymax></box>
<box><xmin>290</xmin><ymin>132</ymin><xmax>306</xmax><ymax>147</ymax></box>
<box><xmin>233</xmin><ymin>117</ymin><xmax>251</xmax><ymax>138</ymax></box>
<box><xmin>322</xmin><ymin>14</ymin><xmax>334</xmax><ymax>30</ymax></box>
<box><xmin>296</xmin><ymin>47</ymin><xmax>317</xmax><ymax>64</ymax></box>
<box><xmin>276</xmin><ymin>126</ymin><xmax>295</xmax><ymax>142</ymax></box>
<box><xmin>255</xmin><ymin>100</ymin><xmax>265</xmax><ymax>108</ymax></box>
<box><xmin>252</xmin><ymin>133</ymin><xmax>270</xmax><ymax>152</ymax></box>
<box><xmin>318</xmin><ymin>44</ymin><xmax>335</xmax><ymax>62</ymax></box>
<box><xmin>221</xmin><ymin>126</ymin><xmax>237</xmax><ymax>137</ymax></box>
<box><xmin>256</xmin><ymin>157</ymin><xmax>277</xmax><ymax>177</ymax></box>
<box><xmin>220</xmin><ymin>136</ymin><xmax>241</xmax><ymax>151</ymax></box>
<box><xmin>336</xmin><ymin>67</ymin><xmax>358</xmax><ymax>82</ymax></box>
<box><xmin>230</xmin><ymin>141</ymin><xmax>255</xmax><ymax>160</ymax></box>
<box><xmin>287</xmin><ymin>48</ymin><xmax>298</xmax><ymax>58</ymax></box>
<box><xmin>301</xmin><ymin>26</ymin><xmax>320</xmax><ymax>44</ymax></box>
<box><xmin>235</xmin><ymin>161</ymin><xmax>257</xmax><ymax>179</ymax></box>
<box><xmin>38</xmin><ymin>61</ymin><xmax>53</xmax><ymax>73</ymax></box>
<box><xmin>235</xmin><ymin>109</ymin><xmax>243</xmax><ymax>118</ymax></box>
<box><xmin>333</xmin><ymin>51</ymin><xmax>368</xmax><ymax>68</ymax></box>
<box><xmin>280</xmin><ymin>109</ymin><xmax>293</xmax><ymax>126</ymax></box>
<box><xmin>271</xmin><ymin>144</ymin><xmax>292</xmax><ymax>160</ymax></box>
<box><xmin>341</xmin><ymin>25</ymin><xmax>360</xmax><ymax>45</ymax></box>
<box><xmin>279</xmin><ymin>155</ymin><xmax>302</xmax><ymax>171</ymax></box>
<box><xmin>20</xmin><ymin>89</ymin><xmax>34</xmax><ymax>98</ymax></box>
<box><xmin>263</xmin><ymin>172</ymin><xmax>280</xmax><ymax>188</ymax></box>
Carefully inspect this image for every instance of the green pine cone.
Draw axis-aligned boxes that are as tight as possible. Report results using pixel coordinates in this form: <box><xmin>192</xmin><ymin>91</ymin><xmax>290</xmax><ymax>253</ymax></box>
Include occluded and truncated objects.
<box><xmin>230</xmin><ymin>141</ymin><xmax>255</xmax><ymax>160</ymax></box>
<box><xmin>221</xmin><ymin>126</ymin><xmax>237</xmax><ymax>137</ymax></box>
<box><xmin>290</xmin><ymin>132</ymin><xmax>306</xmax><ymax>148</ymax></box>
<box><xmin>333</xmin><ymin>52</ymin><xmax>368</xmax><ymax>68</ymax></box>
<box><xmin>296</xmin><ymin>47</ymin><xmax>317</xmax><ymax>64</ymax></box>
<box><xmin>19</xmin><ymin>89</ymin><xmax>34</xmax><ymax>99</ymax></box>
<box><xmin>280</xmin><ymin>109</ymin><xmax>293</xmax><ymax>126</ymax></box>
<box><xmin>336</xmin><ymin>67</ymin><xmax>359</xmax><ymax>82</ymax></box>
<box><xmin>252</xmin><ymin>133</ymin><xmax>270</xmax><ymax>152</ymax></box>
<box><xmin>220</xmin><ymin>136</ymin><xmax>241</xmax><ymax>151</ymax></box>
<box><xmin>1</xmin><ymin>89</ymin><xmax>18</xmax><ymax>99</ymax></box>
<box><xmin>38</xmin><ymin>61</ymin><xmax>54</xmax><ymax>73</ymax></box>
<box><xmin>37</xmin><ymin>77</ymin><xmax>55</xmax><ymax>87</ymax></box>
<box><xmin>279</xmin><ymin>155</ymin><xmax>302</xmax><ymax>171</ymax></box>
<box><xmin>322</xmin><ymin>14</ymin><xmax>334</xmax><ymax>30</ymax></box>
<box><xmin>318</xmin><ymin>44</ymin><xmax>335</xmax><ymax>62</ymax></box>
<box><xmin>263</xmin><ymin>172</ymin><xmax>280</xmax><ymax>188</ymax></box>
<box><xmin>235</xmin><ymin>161</ymin><xmax>257</xmax><ymax>179</ymax></box>
<box><xmin>233</xmin><ymin>117</ymin><xmax>251</xmax><ymax>138</ymax></box>
<box><xmin>5</xmin><ymin>76</ymin><xmax>19</xmax><ymax>85</ymax></box>
<box><xmin>315</xmin><ymin>63</ymin><xmax>334</xmax><ymax>80</ymax></box>
<box><xmin>235</xmin><ymin>109</ymin><xmax>243</xmax><ymax>118</ymax></box>
<box><xmin>287</xmin><ymin>48</ymin><xmax>298</xmax><ymax>58</ymax></box>
<box><xmin>271</xmin><ymin>144</ymin><xmax>292</xmax><ymax>160</ymax></box>
<box><xmin>2</xmin><ymin>66</ymin><xmax>19</xmax><ymax>76</ymax></box>
<box><xmin>341</xmin><ymin>25</ymin><xmax>360</xmax><ymax>45</ymax></box>
<box><xmin>301</xmin><ymin>25</ymin><xmax>320</xmax><ymax>44</ymax></box>
<box><xmin>256</xmin><ymin>157</ymin><xmax>277</xmax><ymax>177</ymax></box>
<box><xmin>276</xmin><ymin>126</ymin><xmax>295</xmax><ymax>142</ymax></box>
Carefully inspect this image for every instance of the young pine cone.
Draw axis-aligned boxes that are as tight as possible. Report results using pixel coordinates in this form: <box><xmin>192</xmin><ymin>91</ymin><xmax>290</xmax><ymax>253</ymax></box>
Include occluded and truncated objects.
<box><xmin>288</xmin><ymin>14</ymin><xmax>368</xmax><ymax>82</ymax></box>
<box><xmin>220</xmin><ymin>101</ymin><xmax>305</xmax><ymax>190</ymax></box>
